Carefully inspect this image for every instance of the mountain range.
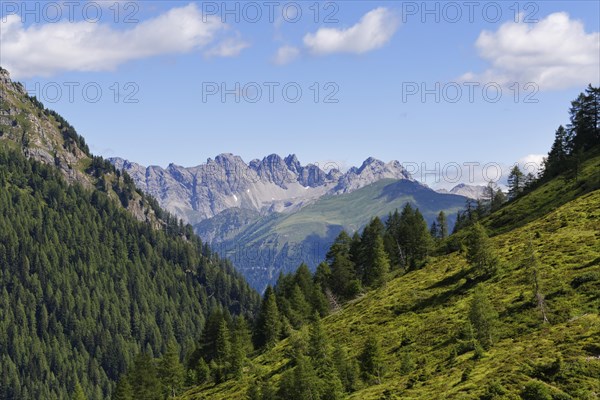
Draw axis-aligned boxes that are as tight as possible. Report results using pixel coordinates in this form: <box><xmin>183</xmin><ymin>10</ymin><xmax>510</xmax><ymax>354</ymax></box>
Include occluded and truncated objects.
<box><xmin>110</xmin><ymin>155</ymin><xmax>469</xmax><ymax>291</ymax></box>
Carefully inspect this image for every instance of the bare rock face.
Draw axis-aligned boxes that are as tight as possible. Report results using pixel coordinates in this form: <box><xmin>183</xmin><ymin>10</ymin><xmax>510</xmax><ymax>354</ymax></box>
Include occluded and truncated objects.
<box><xmin>110</xmin><ymin>154</ymin><xmax>414</xmax><ymax>225</ymax></box>
<box><xmin>0</xmin><ymin>67</ymin><xmax>92</xmax><ymax>188</ymax></box>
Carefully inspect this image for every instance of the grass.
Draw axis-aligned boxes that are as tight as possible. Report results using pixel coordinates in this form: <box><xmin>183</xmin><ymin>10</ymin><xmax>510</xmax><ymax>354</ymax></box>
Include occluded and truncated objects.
<box><xmin>180</xmin><ymin>178</ymin><xmax>600</xmax><ymax>399</ymax></box>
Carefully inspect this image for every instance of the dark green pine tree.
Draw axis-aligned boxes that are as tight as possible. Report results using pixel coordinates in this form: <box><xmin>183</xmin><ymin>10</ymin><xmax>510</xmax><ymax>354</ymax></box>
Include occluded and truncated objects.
<box><xmin>333</xmin><ymin>343</ymin><xmax>359</xmax><ymax>393</ymax></box>
<box><xmin>388</xmin><ymin>204</ymin><xmax>433</xmax><ymax>269</ymax></box>
<box><xmin>307</xmin><ymin>314</ymin><xmax>344</xmax><ymax>399</ymax></box>
<box><xmin>214</xmin><ymin>319</ymin><xmax>232</xmax><ymax>382</ymax></box>
<box><xmin>430</xmin><ymin>221</ymin><xmax>439</xmax><ymax>240</ymax></box>
<box><xmin>314</xmin><ymin>262</ymin><xmax>332</xmax><ymax>290</ymax></box>
<box><xmin>255</xmin><ymin>286</ymin><xmax>281</xmax><ymax>350</ymax></box>
<box><xmin>197</xmin><ymin>310</ymin><xmax>225</xmax><ymax>363</ymax></box>
<box><xmin>193</xmin><ymin>358</ymin><xmax>210</xmax><ymax>385</ymax></box>
<box><xmin>507</xmin><ymin>165</ymin><xmax>524</xmax><ymax>200</ymax></box>
<box><xmin>289</xmin><ymin>284</ymin><xmax>312</xmax><ymax>326</ymax></box>
<box><xmin>73</xmin><ymin>382</ymin><xmax>87</xmax><ymax>400</ymax></box>
<box><xmin>567</xmin><ymin>85</ymin><xmax>600</xmax><ymax>153</ymax></box>
<box><xmin>359</xmin><ymin>217</ymin><xmax>390</xmax><ymax>286</ymax></box>
<box><xmin>359</xmin><ymin>333</ymin><xmax>385</xmax><ymax>384</ymax></box>
<box><xmin>436</xmin><ymin>211</ymin><xmax>448</xmax><ymax>239</ymax></box>
<box><xmin>112</xmin><ymin>376</ymin><xmax>133</xmax><ymax>400</ymax></box>
<box><xmin>307</xmin><ymin>314</ymin><xmax>330</xmax><ymax>365</ymax></box>
<box><xmin>544</xmin><ymin>125</ymin><xmax>570</xmax><ymax>178</ymax></box>
<box><xmin>466</xmin><ymin>223</ymin><xmax>500</xmax><ymax>277</ymax></box>
<box><xmin>326</xmin><ymin>231</ymin><xmax>358</xmax><ymax>300</ymax></box>
<box><xmin>491</xmin><ymin>189</ymin><xmax>507</xmax><ymax>211</ymax></box>
<box><xmin>384</xmin><ymin>210</ymin><xmax>403</xmax><ymax>267</ymax></box>
<box><xmin>468</xmin><ymin>285</ymin><xmax>498</xmax><ymax>350</ymax></box>
<box><xmin>289</xmin><ymin>355</ymin><xmax>322</xmax><ymax>400</ymax></box>
<box><xmin>130</xmin><ymin>353</ymin><xmax>162</xmax><ymax>400</ymax></box>
<box><xmin>229</xmin><ymin>316</ymin><xmax>252</xmax><ymax>378</ymax></box>
<box><xmin>363</xmin><ymin>235</ymin><xmax>390</xmax><ymax>288</ymax></box>
<box><xmin>158</xmin><ymin>341</ymin><xmax>185</xmax><ymax>398</ymax></box>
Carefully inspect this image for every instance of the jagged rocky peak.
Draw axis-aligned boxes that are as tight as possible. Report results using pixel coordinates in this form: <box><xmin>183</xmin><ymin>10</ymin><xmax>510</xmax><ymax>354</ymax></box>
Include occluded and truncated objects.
<box><xmin>214</xmin><ymin>153</ymin><xmax>245</xmax><ymax>167</ymax></box>
<box><xmin>284</xmin><ymin>154</ymin><xmax>302</xmax><ymax>174</ymax></box>
<box><xmin>254</xmin><ymin>154</ymin><xmax>295</xmax><ymax>187</ymax></box>
<box><xmin>333</xmin><ymin>156</ymin><xmax>412</xmax><ymax>193</ymax></box>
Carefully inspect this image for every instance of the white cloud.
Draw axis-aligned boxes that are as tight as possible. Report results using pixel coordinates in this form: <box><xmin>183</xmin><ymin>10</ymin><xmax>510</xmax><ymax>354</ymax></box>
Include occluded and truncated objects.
<box><xmin>272</xmin><ymin>45</ymin><xmax>300</xmax><ymax>65</ymax></box>
<box><xmin>303</xmin><ymin>7</ymin><xmax>399</xmax><ymax>55</ymax></box>
<box><xmin>0</xmin><ymin>3</ymin><xmax>247</xmax><ymax>78</ymax></box>
<box><xmin>205</xmin><ymin>35</ymin><xmax>250</xmax><ymax>58</ymax></box>
<box><xmin>461</xmin><ymin>12</ymin><xmax>600</xmax><ymax>90</ymax></box>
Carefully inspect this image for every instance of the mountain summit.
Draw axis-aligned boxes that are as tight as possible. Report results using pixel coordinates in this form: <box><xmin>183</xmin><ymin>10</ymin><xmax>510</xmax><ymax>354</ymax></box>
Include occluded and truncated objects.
<box><xmin>110</xmin><ymin>154</ymin><xmax>413</xmax><ymax>224</ymax></box>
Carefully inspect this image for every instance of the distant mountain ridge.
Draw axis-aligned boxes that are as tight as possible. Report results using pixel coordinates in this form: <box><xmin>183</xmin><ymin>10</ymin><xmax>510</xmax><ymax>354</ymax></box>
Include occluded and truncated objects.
<box><xmin>437</xmin><ymin>183</ymin><xmax>488</xmax><ymax>199</ymax></box>
<box><xmin>110</xmin><ymin>154</ymin><xmax>412</xmax><ymax>225</ymax></box>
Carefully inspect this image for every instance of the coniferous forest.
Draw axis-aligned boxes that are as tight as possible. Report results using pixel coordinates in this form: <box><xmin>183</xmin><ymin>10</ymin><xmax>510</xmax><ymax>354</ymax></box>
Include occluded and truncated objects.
<box><xmin>0</xmin><ymin>148</ymin><xmax>259</xmax><ymax>399</ymax></box>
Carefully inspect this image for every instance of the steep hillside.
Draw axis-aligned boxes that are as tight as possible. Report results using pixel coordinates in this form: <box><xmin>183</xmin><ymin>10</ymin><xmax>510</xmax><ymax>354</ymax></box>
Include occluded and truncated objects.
<box><xmin>181</xmin><ymin>171</ymin><xmax>600</xmax><ymax>399</ymax></box>
<box><xmin>203</xmin><ymin>179</ymin><xmax>467</xmax><ymax>291</ymax></box>
<box><xmin>0</xmin><ymin>68</ymin><xmax>261</xmax><ymax>399</ymax></box>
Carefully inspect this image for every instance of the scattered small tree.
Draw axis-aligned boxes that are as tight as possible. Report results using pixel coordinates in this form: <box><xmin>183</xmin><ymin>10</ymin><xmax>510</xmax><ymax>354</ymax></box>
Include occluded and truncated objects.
<box><xmin>523</xmin><ymin>241</ymin><xmax>549</xmax><ymax>324</ymax></box>
<box><xmin>359</xmin><ymin>334</ymin><xmax>385</xmax><ymax>384</ymax></box>
<box><xmin>468</xmin><ymin>285</ymin><xmax>498</xmax><ymax>350</ymax></box>
<box><xmin>466</xmin><ymin>223</ymin><xmax>500</xmax><ymax>277</ymax></box>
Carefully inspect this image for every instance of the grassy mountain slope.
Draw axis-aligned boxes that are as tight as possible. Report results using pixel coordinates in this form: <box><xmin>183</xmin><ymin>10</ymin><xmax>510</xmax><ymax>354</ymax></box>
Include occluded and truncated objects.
<box><xmin>182</xmin><ymin>160</ymin><xmax>600</xmax><ymax>399</ymax></box>
<box><xmin>201</xmin><ymin>179</ymin><xmax>467</xmax><ymax>291</ymax></box>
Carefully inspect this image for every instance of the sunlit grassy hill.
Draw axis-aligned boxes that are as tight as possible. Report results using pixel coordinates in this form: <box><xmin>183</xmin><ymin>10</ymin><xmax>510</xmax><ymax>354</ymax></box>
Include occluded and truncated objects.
<box><xmin>181</xmin><ymin>153</ymin><xmax>600</xmax><ymax>399</ymax></box>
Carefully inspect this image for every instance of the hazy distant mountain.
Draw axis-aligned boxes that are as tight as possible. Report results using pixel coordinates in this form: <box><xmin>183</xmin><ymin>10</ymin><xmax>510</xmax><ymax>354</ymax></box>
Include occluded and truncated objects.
<box><xmin>437</xmin><ymin>183</ymin><xmax>487</xmax><ymax>199</ymax></box>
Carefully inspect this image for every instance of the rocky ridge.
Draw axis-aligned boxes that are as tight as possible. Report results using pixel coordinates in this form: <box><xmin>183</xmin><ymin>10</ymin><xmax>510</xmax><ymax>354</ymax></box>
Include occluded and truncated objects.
<box><xmin>110</xmin><ymin>154</ymin><xmax>413</xmax><ymax>224</ymax></box>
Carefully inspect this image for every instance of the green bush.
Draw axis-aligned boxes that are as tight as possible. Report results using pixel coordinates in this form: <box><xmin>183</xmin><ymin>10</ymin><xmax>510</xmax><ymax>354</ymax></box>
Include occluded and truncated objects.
<box><xmin>521</xmin><ymin>380</ymin><xmax>552</xmax><ymax>400</ymax></box>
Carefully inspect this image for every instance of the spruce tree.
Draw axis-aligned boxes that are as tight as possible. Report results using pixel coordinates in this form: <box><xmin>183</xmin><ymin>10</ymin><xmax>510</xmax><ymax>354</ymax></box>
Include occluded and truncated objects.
<box><xmin>130</xmin><ymin>353</ymin><xmax>161</xmax><ymax>400</ymax></box>
<box><xmin>436</xmin><ymin>211</ymin><xmax>448</xmax><ymax>239</ymax></box>
<box><xmin>308</xmin><ymin>314</ymin><xmax>330</xmax><ymax>365</ymax></box>
<box><xmin>194</xmin><ymin>358</ymin><xmax>210</xmax><ymax>385</ymax></box>
<box><xmin>544</xmin><ymin>125</ymin><xmax>569</xmax><ymax>178</ymax></box>
<box><xmin>158</xmin><ymin>341</ymin><xmax>184</xmax><ymax>397</ymax></box>
<box><xmin>112</xmin><ymin>376</ymin><xmax>133</xmax><ymax>400</ymax></box>
<box><xmin>333</xmin><ymin>343</ymin><xmax>359</xmax><ymax>392</ymax></box>
<box><xmin>468</xmin><ymin>286</ymin><xmax>498</xmax><ymax>350</ymax></box>
<box><xmin>73</xmin><ymin>382</ymin><xmax>87</xmax><ymax>400</ymax></box>
<box><xmin>359</xmin><ymin>334</ymin><xmax>385</xmax><ymax>384</ymax></box>
<box><xmin>326</xmin><ymin>231</ymin><xmax>357</xmax><ymax>299</ymax></box>
<box><xmin>255</xmin><ymin>286</ymin><xmax>281</xmax><ymax>350</ymax></box>
<box><xmin>466</xmin><ymin>223</ymin><xmax>499</xmax><ymax>277</ymax></box>
<box><xmin>507</xmin><ymin>166</ymin><xmax>524</xmax><ymax>199</ymax></box>
<box><xmin>364</xmin><ymin>235</ymin><xmax>390</xmax><ymax>288</ymax></box>
<box><xmin>491</xmin><ymin>189</ymin><xmax>507</xmax><ymax>211</ymax></box>
<box><xmin>215</xmin><ymin>319</ymin><xmax>232</xmax><ymax>381</ymax></box>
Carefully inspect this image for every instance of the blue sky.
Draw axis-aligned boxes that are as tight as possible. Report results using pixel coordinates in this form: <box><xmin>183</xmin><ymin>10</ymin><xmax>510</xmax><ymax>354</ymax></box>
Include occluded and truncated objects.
<box><xmin>1</xmin><ymin>1</ymin><xmax>599</xmax><ymax>187</ymax></box>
